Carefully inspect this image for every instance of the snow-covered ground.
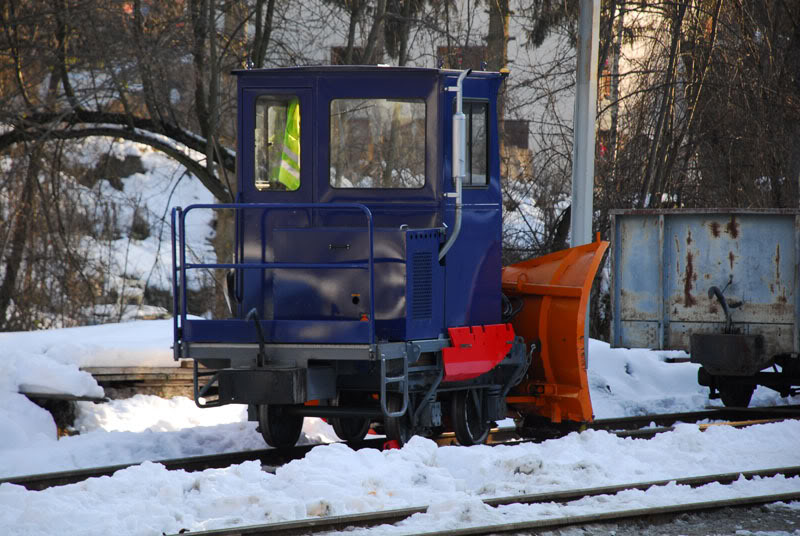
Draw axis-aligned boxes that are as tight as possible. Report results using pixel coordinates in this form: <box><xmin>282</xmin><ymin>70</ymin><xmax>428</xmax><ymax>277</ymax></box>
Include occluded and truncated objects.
<box><xmin>0</xmin><ymin>320</ymin><xmax>798</xmax><ymax>535</ymax></box>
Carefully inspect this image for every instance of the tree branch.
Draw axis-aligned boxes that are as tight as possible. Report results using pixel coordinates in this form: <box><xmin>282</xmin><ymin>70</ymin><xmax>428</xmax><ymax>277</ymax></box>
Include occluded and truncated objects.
<box><xmin>0</xmin><ymin>123</ymin><xmax>230</xmax><ymax>201</ymax></box>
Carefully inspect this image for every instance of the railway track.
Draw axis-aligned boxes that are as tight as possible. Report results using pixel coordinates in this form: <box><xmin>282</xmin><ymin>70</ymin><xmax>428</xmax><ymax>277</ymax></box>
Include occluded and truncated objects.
<box><xmin>3</xmin><ymin>405</ymin><xmax>798</xmax><ymax>491</ymax></box>
<box><xmin>160</xmin><ymin>465</ymin><xmax>800</xmax><ymax>536</ymax></box>
<box><xmin>0</xmin><ymin>438</ymin><xmax>387</xmax><ymax>491</ymax></box>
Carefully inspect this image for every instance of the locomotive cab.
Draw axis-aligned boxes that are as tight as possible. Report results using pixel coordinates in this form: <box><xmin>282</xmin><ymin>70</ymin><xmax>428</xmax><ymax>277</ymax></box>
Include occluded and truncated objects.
<box><xmin>172</xmin><ymin>66</ymin><xmax>607</xmax><ymax>448</ymax></box>
<box><xmin>233</xmin><ymin>66</ymin><xmax>505</xmax><ymax>340</ymax></box>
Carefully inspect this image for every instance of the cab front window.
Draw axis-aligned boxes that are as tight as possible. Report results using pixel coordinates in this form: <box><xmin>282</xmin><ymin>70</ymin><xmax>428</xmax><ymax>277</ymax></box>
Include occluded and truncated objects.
<box><xmin>329</xmin><ymin>98</ymin><xmax>425</xmax><ymax>189</ymax></box>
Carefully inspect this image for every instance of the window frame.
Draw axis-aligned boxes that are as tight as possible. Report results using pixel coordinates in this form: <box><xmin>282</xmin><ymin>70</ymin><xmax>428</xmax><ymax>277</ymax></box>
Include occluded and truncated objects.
<box><xmin>328</xmin><ymin>97</ymin><xmax>427</xmax><ymax>190</ymax></box>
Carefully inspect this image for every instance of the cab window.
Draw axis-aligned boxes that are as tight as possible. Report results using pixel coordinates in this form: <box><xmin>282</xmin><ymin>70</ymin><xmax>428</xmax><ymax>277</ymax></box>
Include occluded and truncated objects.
<box><xmin>329</xmin><ymin>98</ymin><xmax>425</xmax><ymax>189</ymax></box>
<box><xmin>462</xmin><ymin>101</ymin><xmax>488</xmax><ymax>187</ymax></box>
<box><xmin>255</xmin><ymin>95</ymin><xmax>301</xmax><ymax>191</ymax></box>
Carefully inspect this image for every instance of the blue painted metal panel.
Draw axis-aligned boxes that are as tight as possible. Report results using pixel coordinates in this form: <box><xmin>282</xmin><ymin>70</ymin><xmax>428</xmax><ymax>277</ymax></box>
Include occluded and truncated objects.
<box><xmin>441</xmin><ymin>73</ymin><xmax>504</xmax><ymax>327</ymax></box>
<box><xmin>182</xmin><ymin>318</ymin><xmax>370</xmax><ymax>344</ymax></box>
<box><xmin>611</xmin><ymin>209</ymin><xmax>800</xmax><ymax>356</ymax></box>
<box><xmin>270</xmin><ymin>227</ymin><xmax>405</xmax><ymax>341</ymax></box>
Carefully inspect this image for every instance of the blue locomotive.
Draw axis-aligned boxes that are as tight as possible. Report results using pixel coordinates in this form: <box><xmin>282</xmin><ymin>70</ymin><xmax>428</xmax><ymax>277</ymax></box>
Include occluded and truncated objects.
<box><xmin>172</xmin><ymin>66</ymin><xmax>607</xmax><ymax>447</ymax></box>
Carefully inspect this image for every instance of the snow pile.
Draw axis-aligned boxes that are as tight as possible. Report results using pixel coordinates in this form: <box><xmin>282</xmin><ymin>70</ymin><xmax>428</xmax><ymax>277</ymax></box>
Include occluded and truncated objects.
<box><xmin>0</xmin><ymin>393</ymin><xmax>339</xmax><ymax>479</ymax></box>
<box><xmin>0</xmin><ymin>319</ymin><xmax>172</xmax><ymax>451</ymax></box>
<box><xmin>0</xmin><ymin>393</ymin><xmax>61</xmax><ymax>451</ymax></box>
<box><xmin>2</xmin><ymin>423</ymin><xmax>799</xmax><ymax>535</ymax></box>
<box><xmin>588</xmin><ymin>339</ymin><xmax>798</xmax><ymax>417</ymax></box>
<box><xmin>0</xmin><ymin>319</ymin><xmax>176</xmax><ymax>370</ymax></box>
<box><xmin>0</xmin><ymin>315</ymin><xmax>346</xmax><ymax>473</ymax></box>
<box><xmin>588</xmin><ymin>340</ymin><xmax>707</xmax><ymax>417</ymax></box>
<box><xmin>0</xmin><ymin>327</ymin><xmax>106</xmax><ymax>449</ymax></box>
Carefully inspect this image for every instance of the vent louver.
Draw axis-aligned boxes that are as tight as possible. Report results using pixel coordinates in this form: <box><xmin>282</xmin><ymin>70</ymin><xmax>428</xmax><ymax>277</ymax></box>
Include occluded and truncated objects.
<box><xmin>412</xmin><ymin>251</ymin><xmax>433</xmax><ymax>319</ymax></box>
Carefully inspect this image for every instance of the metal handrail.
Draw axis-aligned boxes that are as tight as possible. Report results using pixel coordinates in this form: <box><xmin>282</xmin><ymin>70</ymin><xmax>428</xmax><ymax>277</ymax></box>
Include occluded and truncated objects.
<box><xmin>172</xmin><ymin>202</ymin><xmax>376</xmax><ymax>346</ymax></box>
<box><xmin>171</xmin><ymin>207</ymin><xmax>182</xmax><ymax>360</ymax></box>
<box><xmin>380</xmin><ymin>353</ymin><xmax>409</xmax><ymax>417</ymax></box>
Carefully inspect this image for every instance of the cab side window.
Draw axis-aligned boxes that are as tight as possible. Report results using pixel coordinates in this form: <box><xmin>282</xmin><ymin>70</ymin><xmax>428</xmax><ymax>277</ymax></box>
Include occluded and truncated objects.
<box><xmin>463</xmin><ymin>101</ymin><xmax>488</xmax><ymax>187</ymax></box>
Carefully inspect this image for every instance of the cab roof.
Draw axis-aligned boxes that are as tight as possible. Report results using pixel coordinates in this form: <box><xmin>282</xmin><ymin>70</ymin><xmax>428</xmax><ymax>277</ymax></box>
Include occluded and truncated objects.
<box><xmin>232</xmin><ymin>65</ymin><xmax>505</xmax><ymax>79</ymax></box>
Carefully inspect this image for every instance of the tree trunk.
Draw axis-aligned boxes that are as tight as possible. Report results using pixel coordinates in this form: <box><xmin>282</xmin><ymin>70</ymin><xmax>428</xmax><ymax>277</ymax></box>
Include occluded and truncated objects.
<box><xmin>362</xmin><ymin>0</ymin><xmax>387</xmax><ymax>64</ymax></box>
<box><xmin>0</xmin><ymin>146</ymin><xmax>40</xmax><ymax>330</ymax></box>
<box><xmin>488</xmin><ymin>0</ymin><xmax>509</xmax><ymax>168</ymax></box>
<box><xmin>253</xmin><ymin>0</ymin><xmax>277</xmax><ymax>67</ymax></box>
<box><xmin>639</xmin><ymin>0</ymin><xmax>688</xmax><ymax>208</ymax></box>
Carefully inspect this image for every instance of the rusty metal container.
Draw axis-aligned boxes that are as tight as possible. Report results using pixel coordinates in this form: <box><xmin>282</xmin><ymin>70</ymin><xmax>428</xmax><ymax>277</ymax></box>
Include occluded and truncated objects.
<box><xmin>610</xmin><ymin>209</ymin><xmax>800</xmax><ymax>360</ymax></box>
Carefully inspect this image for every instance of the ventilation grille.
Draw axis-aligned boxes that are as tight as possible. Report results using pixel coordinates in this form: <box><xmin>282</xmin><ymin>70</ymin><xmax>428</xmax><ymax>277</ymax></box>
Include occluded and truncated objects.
<box><xmin>412</xmin><ymin>251</ymin><xmax>433</xmax><ymax>320</ymax></box>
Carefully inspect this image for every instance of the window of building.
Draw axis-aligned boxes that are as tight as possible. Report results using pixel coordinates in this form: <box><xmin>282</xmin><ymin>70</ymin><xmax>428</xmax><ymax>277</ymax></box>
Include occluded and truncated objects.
<box><xmin>329</xmin><ymin>98</ymin><xmax>426</xmax><ymax>189</ymax></box>
<box><xmin>330</xmin><ymin>46</ymin><xmax>366</xmax><ymax>65</ymax></box>
<box><xmin>503</xmin><ymin>119</ymin><xmax>529</xmax><ymax>150</ymax></box>
<box><xmin>461</xmin><ymin>101</ymin><xmax>488</xmax><ymax>187</ymax></box>
<box><xmin>254</xmin><ymin>95</ymin><xmax>301</xmax><ymax>191</ymax></box>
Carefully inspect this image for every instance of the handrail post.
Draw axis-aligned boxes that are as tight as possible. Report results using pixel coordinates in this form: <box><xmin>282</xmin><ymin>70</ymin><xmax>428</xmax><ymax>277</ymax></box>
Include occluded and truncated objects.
<box><xmin>171</xmin><ymin>207</ymin><xmax>181</xmax><ymax>361</ymax></box>
<box><xmin>179</xmin><ymin>208</ymin><xmax>188</xmax><ymax>334</ymax></box>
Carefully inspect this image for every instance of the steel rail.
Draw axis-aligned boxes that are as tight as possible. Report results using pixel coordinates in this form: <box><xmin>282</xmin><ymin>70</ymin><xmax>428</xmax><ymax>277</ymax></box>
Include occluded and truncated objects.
<box><xmin>160</xmin><ymin>465</ymin><xmax>800</xmax><ymax>536</ymax></box>
<box><xmin>5</xmin><ymin>406</ymin><xmax>799</xmax><ymax>491</ymax></box>
<box><xmin>422</xmin><ymin>492</ymin><xmax>800</xmax><ymax>536</ymax></box>
<box><xmin>590</xmin><ymin>404</ymin><xmax>800</xmax><ymax>431</ymax></box>
<box><xmin>0</xmin><ymin>438</ymin><xmax>387</xmax><ymax>491</ymax></box>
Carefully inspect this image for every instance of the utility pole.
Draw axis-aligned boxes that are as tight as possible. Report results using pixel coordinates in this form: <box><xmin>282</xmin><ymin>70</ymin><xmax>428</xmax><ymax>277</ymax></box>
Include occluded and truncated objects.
<box><xmin>570</xmin><ymin>0</ymin><xmax>600</xmax><ymax>248</ymax></box>
<box><xmin>571</xmin><ymin>0</ymin><xmax>600</xmax><ymax>365</ymax></box>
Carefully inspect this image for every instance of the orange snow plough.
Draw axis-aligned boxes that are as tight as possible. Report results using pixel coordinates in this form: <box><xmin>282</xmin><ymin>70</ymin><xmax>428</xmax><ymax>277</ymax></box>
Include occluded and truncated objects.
<box><xmin>502</xmin><ymin>236</ymin><xmax>609</xmax><ymax>424</ymax></box>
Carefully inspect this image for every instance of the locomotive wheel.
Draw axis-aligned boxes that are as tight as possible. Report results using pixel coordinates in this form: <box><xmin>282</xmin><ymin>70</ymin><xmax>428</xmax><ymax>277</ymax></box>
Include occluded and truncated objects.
<box><xmin>257</xmin><ymin>404</ymin><xmax>304</xmax><ymax>448</ymax></box>
<box><xmin>384</xmin><ymin>392</ymin><xmax>412</xmax><ymax>446</ymax></box>
<box><xmin>331</xmin><ymin>391</ymin><xmax>371</xmax><ymax>443</ymax></box>
<box><xmin>452</xmin><ymin>389</ymin><xmax>490</xmax><ymax>446</ymax></box>
<box><xmin>716</xmin><ymin>377</ymin><xmax>756</xmax><ymax>408</ymax></box>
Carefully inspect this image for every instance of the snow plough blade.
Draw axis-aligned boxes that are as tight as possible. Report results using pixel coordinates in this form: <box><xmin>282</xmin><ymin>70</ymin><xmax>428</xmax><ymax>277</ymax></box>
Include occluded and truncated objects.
<box><xmin>501</xmin><ymin>237</ymin><xmax>609</xmax><ymax>424</ymax></box>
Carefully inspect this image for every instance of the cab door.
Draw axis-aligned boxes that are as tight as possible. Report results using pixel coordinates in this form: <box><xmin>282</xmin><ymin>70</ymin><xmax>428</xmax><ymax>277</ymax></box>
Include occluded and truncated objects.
<box><xmin>238</xmin><ymin>88</ymin><xmax>314</xmax><ymax>321</ymax></box>
<box><xmin>442</xmin><ymin>76</ymin><xmax>503</xmax><ymax>328</ymax></box>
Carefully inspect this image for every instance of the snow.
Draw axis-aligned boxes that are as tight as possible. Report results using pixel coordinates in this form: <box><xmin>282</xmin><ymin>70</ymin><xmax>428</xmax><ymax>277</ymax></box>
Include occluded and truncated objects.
<box><xmin>0</xmin><ymin>320</ymin><xmax>798</xmax><ymax>535</ymax></box>
<box><xmin>1</xmin><ymin>426</ymin><xmax>799</xmax><ymax>535</ymax></box>
<box><xmin>0</xmin><ymin>320</ymin><xmax>340</xmax><ymax>473</ymax></box>
<box><xmin>0</xmin><ymin>319</ymin><xmax>176</xmax><ymax>370</ymax></box>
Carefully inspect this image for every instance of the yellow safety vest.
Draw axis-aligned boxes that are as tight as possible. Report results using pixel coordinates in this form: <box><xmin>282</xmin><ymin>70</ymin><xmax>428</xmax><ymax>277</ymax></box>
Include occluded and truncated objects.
<box><xmin>274</xmin><ymin>98</ymin><xmax>300</xmax><ymax>191</ymax></box>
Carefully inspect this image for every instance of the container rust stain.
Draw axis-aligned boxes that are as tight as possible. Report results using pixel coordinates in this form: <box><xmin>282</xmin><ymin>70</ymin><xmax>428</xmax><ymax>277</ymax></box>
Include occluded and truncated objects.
<box><xmin>684</xmin><ymin>251</ymin><xmax>696</xmax><ymax>306</ymax></box>
<box><xmin>725</xmin><ymin>215</ymin><xmax>740</xmax><ymax>238</ymax></box>
<box><xmin>684</xmin><ymin>230</ymin><xmax>696</xmax><ymax>307</ymax></box>
<box><xmin>729</xmin><ymin>251</ymin><xmax>735</xmax><ymax>270</ymax></box>
<box><xmin>709</xmin><ymin>221</ymin><xmax>721</xmax><ymax>238</ymax></box>
<box><xmin>773</xmin><ymin>244</ymin><xmax>786</xmax><ymax>303</ymax></box>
